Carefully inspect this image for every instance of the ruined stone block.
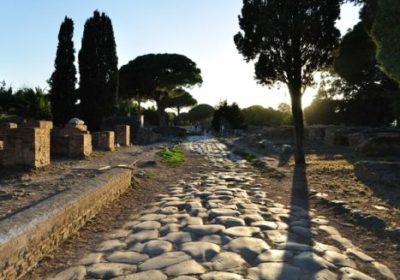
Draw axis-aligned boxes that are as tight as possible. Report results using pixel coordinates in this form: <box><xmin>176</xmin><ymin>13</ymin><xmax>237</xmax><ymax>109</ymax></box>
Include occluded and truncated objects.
<box><xmin>0</xmin><ymin>122</ymin><xmax>18</xmax><ymax>141</ymax></box>
<box><xmin>92</xmin><ymin>131</ymin><xmax>115</xmax><ymax>151</ymax></box>
<box><xmin>69</xmin><ymin>134</ymin><xmax>92</xmax><ymax>158</ymax></box>
<box><xmin>115</xmin><ymin>125</ymin><xmax>130</xmax><ymax>146</ymax></box>
<box><xmin>65</xmin><ymin>123</ymin><xmax>88</xmax><ymax>132</ymax></box>
<box><xmin>25</xmin><ymin>120</ymin><xmax>53</xmax><ymax>130</ymax></box>
<box><xmin>306</xmin><ymin>126</ymin><xmax>326</xmax><ymax>141</ymax></box>
<box><xmin>1</xmin><ymin>127</ymin><xmax>50</xmax><ymax>168</ymax></box>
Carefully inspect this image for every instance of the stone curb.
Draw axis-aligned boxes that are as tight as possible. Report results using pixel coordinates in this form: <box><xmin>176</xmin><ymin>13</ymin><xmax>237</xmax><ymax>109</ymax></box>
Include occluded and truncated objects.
<box><xmin>311</xmin><ymin>191</ymin><xmax>400</xmax><ymax>243</ymax></box>
<box><xmin>0</xmin><ymin>167</ymin><xmax>133</xmax><ymax>280</ymax></box>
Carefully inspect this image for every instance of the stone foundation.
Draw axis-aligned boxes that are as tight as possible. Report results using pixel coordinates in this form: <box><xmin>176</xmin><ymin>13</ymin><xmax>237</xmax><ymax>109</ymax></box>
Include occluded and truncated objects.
<box><xmin>115</xmin><ymin>125</ymin><xmax>130</xmax><ymax>146</ymax></box>
<box><xmin>2</xmin><ymin>127</ymin><xmax>51</xmax><ymax>168</ymax></box>
<box><xmin>51</xmin><ymin>124</ymin><xmax>92</xmax><ymax>158</ymax></box>
<box><xmin>93</xmin><ymin>131</ymin><xmax>115</xmax><ymax>151</ymax></box>
<box><xmin>0</xmin><ymin>167</ymin><xmax>132</xmax><ymax>280</ymax></box>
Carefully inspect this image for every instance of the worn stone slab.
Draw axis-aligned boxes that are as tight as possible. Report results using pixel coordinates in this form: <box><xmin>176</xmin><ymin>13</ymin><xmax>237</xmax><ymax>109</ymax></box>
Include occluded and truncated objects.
<box><xmin>77</xmin><ymin>253</ymin><xmax>103</xmax><ymax>265</ymax></box>
<box><xmin>138</xmin><ymin>251</ymin><xmax>192</xmax><ymax>271</ymax></box>
<box><xmin>224</xmin><ymin>237</ymin><xmax>269</xmax><ymax>261</ymax></box>
<box><xmin>340</xmin><ymin>267</ymin><xmax>375</xmax><ymax>280</ymax></box>
<box><xmin>97</xmin><ymin>239</ymin><xmax>126</xmax><ymax>252</ymax></box>
<box><xmin>209</xmin><ymin>208</ymin><xmax>240</xmax><ymax>219</ymax></box>
<box><xmin>248</xmin><ymin>263</ymin><xmax>301</xmax><ymax>280</ymax></box>
<box><xmin>200</xmin><ymin>234</ymin><xmax>232</xmax><ymax>245</ymax></box>
<box><xmin>210</xmin><ymin>251</ymin><xmax>247</xmax><ymax>272</ymax></box>
<box><xmin>48</xmin><ymin>266</ymin><xmax>86</xmax><ymax>280</ymax></box>
<box><xmin>181</xmin><ymin>241</ymin><xmax>221</xmax><ymax>261</ymax></box>
<box><xmin>87</xmin><ymin>263</ymin><xmax>137</xmax><ymax>278</ymax></box>
<box><xmin>212</xmin><ymin>216</ymin><xmax>246</xmax><ymax>227</ymax></box>
<box><xmin>127</xmin><ymin>230</ymin><xmax>159</xmax><ymax>243</ymax></box>
<box><xmin>164</xmin><ymin>260</ymin><xmax>206</xmax><ymax>276</ymax></box>
<box><xmin>113</xmin><ymin>270</ymin><xmax>167</xmax><ymax>280</ymax></box>
<box><xmin>200</xmin><ymin>271</ymin><xmax>243</xmax><ymax>280</ymax></box>
<box><xmin>162</xmin><ymin>232</ymin><xmax>193</xmax><ymax>244</ymax></box>
<box><xmin>142</xmin><ymin>240</ymin><xmax>173</xmax><ymax>256</ymax></box>
<box><xmin>346</xmin><ymin>248</ymin><xmax>375</xmax><ymax>263</ymax></box>
<box><xmin>138</xmin><ymin>214</ymin><xmax>167</xmax><ymax>221</ymax></box>
<box><xmin>371</xmin><ymin>261</ymin><xmax>396</xmax><ymax>280</ymax></box>
<box><xmin>291</xmin><ymin>252</ymin><xmax>332</xmax><ymax>271</ymax></box>
<box><xmin>323</xmin><ymin>250</ymin><xmax>356</xmax><ymax>268</ymax></box>
<box><xmin>251</xmin><ymin>221</ymin><xmax>278</xmax><ymax>230</ymax></box>
<box><xmin>132</xmin><ymin>221</ymin><xmax>162</xmax><ymax>232</ymax></box>
<box><xmin>185</xmin><ymin>225</ymin><xmax>225</xmax><ymax>236</ymax></box>
<box><xmin>255</xmin><ymin>249</ymin><xmax>293</xmax><ymax>263</ymax></box>
<box><xmin>107</xmin><ymin>251</ymin><xmax>149</xmax><ymax>264</ymax></box>
<box><xmin>223</xmin><ymin>226</ymin><xmax>260</xmax><ymax>237</ymax></box>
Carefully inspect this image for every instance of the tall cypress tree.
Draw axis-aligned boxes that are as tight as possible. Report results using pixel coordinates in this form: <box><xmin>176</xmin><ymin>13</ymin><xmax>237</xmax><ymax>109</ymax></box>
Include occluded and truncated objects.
<box><xmin>79</xmin><ymin>11</ymin><xmax>118</xmax><ymax>131</ymax></box>
<box><xmin>48</xmin><ymin>16</ymin><xmax>77</xmax><ymax>126</ymax></box>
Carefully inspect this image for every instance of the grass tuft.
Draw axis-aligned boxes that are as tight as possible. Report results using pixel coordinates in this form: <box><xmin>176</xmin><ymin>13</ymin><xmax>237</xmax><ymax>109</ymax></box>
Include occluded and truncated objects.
<box><xmin>159</xmin><ymin>146</ymin><xmax>185</xmax><ymax>167</ymax></box>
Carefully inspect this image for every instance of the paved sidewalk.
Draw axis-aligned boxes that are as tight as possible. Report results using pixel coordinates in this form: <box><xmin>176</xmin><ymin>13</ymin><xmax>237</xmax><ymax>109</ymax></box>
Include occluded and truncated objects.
<box><xmin>48</xmin><ymin>139</ymin><xmax>396</xmax><ymax>280</ymax></box>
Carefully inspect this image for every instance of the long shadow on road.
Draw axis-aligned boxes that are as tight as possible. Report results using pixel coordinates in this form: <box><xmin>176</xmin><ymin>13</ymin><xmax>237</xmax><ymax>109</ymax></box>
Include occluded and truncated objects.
<box><xmin>276</xmin><ymin>163</ymin><xmax>314</xmax><ymax>279</ymax></box>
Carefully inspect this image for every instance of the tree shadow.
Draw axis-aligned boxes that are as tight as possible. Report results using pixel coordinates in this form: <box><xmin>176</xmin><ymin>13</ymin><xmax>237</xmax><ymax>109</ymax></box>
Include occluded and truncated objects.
<box><xmin>276</xmin><ymin>163</ymin><xmax>314</xmax><ymax>278</ymax></box>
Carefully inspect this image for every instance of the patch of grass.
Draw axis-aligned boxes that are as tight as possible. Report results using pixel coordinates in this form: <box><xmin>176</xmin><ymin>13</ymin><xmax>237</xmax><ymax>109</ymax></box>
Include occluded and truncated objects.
<box><xmin>158</xmin><ymin>146</ymin><xmax>185</xmax><ymax>167</ymax></box>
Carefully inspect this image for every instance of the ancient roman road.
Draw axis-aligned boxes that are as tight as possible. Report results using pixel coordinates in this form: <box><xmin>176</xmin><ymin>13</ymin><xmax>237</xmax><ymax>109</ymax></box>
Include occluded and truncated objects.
<box><xmin>47</xmin><ymin>139</ymin><xmax>396</xmax><ymax>280</ymax></box>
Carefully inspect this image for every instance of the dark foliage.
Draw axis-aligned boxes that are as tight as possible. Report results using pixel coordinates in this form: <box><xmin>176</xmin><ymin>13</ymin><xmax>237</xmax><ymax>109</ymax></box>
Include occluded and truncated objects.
<box><xmin>212</xmin><ymin>101</ymin><xmax>245</xmax><ymax>131</ymax></box>
<box><xmin>165</xmin><ymin>89</ymin><xmax>197</xmax><ymax>115</ymax></box>
<box><xmin>119</xmin><ymin>53</ymin><xmax>202</xmax><ymax>126</ymax></box>
<box><xmin>79</xmin><ymin>11</ymin><xmax>119</xmax><ymax>131</ymax></box>
<box><xmin>242</xmin><ymin>104</ymin><xmax>292</xmax><ymax>127</ymax></box>
<box><xmin>48</xmin><ymin>16</ymin><xmax>77</xmax><ymax>126</ymax></box>
<box><xmin>235</xmin><ymin>0</ymin><xmax>341</xmax><ymax>163</ymax></box>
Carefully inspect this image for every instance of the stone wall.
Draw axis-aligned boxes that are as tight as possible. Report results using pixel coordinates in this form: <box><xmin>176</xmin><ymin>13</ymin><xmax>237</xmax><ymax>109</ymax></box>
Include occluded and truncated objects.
<box><xmin>0</xmin><ymin>168</ymin><xmax>132</xmax><ymax>280</ymax></box>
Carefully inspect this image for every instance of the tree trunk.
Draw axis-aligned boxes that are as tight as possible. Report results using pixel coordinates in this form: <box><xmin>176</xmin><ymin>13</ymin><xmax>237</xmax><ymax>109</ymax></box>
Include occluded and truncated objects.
<box><xmin>289</xmin><ymin>86</ymin><xmax>306</xmax><ymax>165</ymax></box>
<box><xmin>156</xmin><ymin>100</ymin><xmax>166</xmax><ymax>127</ymax></box>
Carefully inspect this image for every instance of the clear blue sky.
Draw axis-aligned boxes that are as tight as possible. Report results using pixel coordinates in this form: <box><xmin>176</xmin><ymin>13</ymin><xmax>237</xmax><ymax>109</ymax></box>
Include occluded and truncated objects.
<box><xmin>0</xmin><ymin>1</ymin><xmax>360</xmax><ymax>109</ymax></box>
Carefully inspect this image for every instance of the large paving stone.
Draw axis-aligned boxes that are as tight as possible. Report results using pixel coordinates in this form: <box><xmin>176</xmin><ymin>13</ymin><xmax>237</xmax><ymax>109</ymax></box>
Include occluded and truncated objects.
<box><xmin>142</xmin><ymin>240</ymin><xmax>173</xmax><ymax>256</ymax></box>
<box><xmin>224</xmin><ymin>237</ymin><xmax>270</xmax><ymax>261</ymax></box>
<box><xmin>171</xmin><ymin>276</ymin><xmax>198</xmax><ymax>280</ymax></box>
<box><xmin>181</xmin><ymin>241</ymin><xmax>221</xmax><ymax>261</ymax></box>
<box><xmin>255</xmin><ymin>249</ymin><xmax>293</xmax><ymax>263</ymax></box>
<box><xmin>223</xmin><ymin>226</ymin><xmax>260</xmax><ymax>237</ymax></box>
<box><xmin>97</xmin><ymin>239</ymin><xmax>126</xmax><ymax>252</ymax></box>
<box><xmin>113</xmin><ymin>270</ymin><xmax>167</xmax><ymax>280</ymax></box>
<box><xmin>212</xmin><ymin>216</ymin><xmax>246</xmax><ymax>227</ymax></box>
<box><xmin>138</xmin><ymin>214</ymin><xmax>167</xmax><ymax>221</ymax></box>
<box><xmin>138</xmin><ymin>251</ymin><xmax>192</xmax><ymax>271</ymax></box>
<box><xmin>107</xmin><ymin>251</ymin><xmax>149</xmax><ymax>264</ymax></box>
<box><xmin>323</xmin><ymin>250</ymin><xmax>356</xmax><ymax>268</ymax></box>
<box><xmin>371</xmin><ymin>261</ymin><xmax>396</xmax><ymax>280</ymax></box>
<box><xmin>308</xmin><ymin>269</ymin><xmax>337</xmax><ymax>280</ymax></box>
<box><xmin>87</xmin><ymin>263</ymin><xmax>137</xmax><ymax>278</ymax></box>
<box><xmin>200</xmin><ymin>234</ymin><xmax>232</xmax><ymax>245</ymax></box>
<box><xmin>340</xmin><ymin>267</ymin><xmax>375</xmax><ymax>280</ymax></box>
<box><xmin>49</xmin><ymin>266</ymin><xmax>86</xmax><ymax>280</ymax></box>
<box><xmin>346</xmin><ymin>248</ymin><xmax>375</xmax><ymax>263</ymax></box>
<box><xmin>127</xmin><ymin>230</ymin><xmax>159</xmax><ymax>243</ymax></box>
<box><xmin>185</xmin><ymin>225</ymin><xmax>225</xmax><ymax>236</ymax></box>
<box><xmin>132</xmin><ymin>221</ymin><xmax>162</xmax><ymax>232</ymax></box>
<box><xmin>251</xmin><ymin>221</ymin><xmax>278</xmax><ymax>230</ymax></box>
<box><xmin>247</xmin><ymin>263</ymin><xmax>301</xmax><ymax>280</ymax></box>
<box><xmin>162</xmin><ymin>232</ymin><xmax>193</xmax><ymax>244</ymax></box>
<box><xmin>313</xmin><ymin>242</ymin><xmax>341</xmax><ymax>255</ymax></box>
<box><xmin>275</xmin><ymin>242</ymin><xmax>312</xmax><ymax>252</ymax></box>
<box><xmin>265</xmin><ymin>230</ymin><xmax>289</xmax><ymax>243</ymax></box>
<box><xmin>77</xmin><ymin>253</ymin><xmax>103</xmax><ymax>265</ymax></box>
<box><xmin>291</xmin><ymin>252</ymin><xmax>332</xmax><ymax>271</ymax></box>
<box><xmin>164</xmin><ymin>260</ymin><xmax>206</xmax><ymax>276</ymax></box>
<box><xmin>209</xmin><ymin>208</ymin><xmax>240</xmax><ymax>219</ymax></box>
<box><xmin>241</xmin><ymin>214</ymin><xmax>265</xmax><ymax>224</ymax></box>
<box><xmin>210</xmin><ymin>252</ymin><xmax>247</xmax><ymax>272</ymax></box>
<box><xmin>200</xmin><ymin>271</ymin><xmax>244</xmax><ymax>280</ymax></box>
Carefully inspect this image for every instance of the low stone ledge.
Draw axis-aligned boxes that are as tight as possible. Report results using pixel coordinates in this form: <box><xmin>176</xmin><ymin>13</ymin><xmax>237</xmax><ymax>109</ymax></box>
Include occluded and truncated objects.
<box><xmin>0</xmin><ymin>167</ymin><xmax>133</xmax><ymax>280</ymax></box>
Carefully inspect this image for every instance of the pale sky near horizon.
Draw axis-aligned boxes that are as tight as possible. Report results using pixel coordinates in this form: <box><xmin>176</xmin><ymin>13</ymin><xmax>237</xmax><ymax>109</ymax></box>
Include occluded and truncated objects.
<box><xmin>0</xmin><ymin>1</ymin><xmax>360</xmax><ymax>109</ymax></box>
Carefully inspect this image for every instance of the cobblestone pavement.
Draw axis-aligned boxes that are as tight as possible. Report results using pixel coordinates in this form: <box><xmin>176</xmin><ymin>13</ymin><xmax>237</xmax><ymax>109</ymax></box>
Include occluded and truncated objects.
<box><xmin>48</xmin><ymin>139</ymin><xmax>396</xmax><ymax>280</ymax></box>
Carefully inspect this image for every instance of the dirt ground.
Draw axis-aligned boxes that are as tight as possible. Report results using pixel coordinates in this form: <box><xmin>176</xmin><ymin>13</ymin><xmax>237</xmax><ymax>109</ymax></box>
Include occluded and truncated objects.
<box><xmin>14</xmin><ymin>137</ymin><xmax>400</xmax><ymax>278</ymax></box>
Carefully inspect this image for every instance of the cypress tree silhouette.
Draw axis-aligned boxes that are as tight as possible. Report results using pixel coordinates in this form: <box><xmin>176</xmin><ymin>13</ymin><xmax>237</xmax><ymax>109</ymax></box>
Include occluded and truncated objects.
<box><xmin>48</xmin><ymin>16</ymin><xmax>77</xmax><ymax>126</ymax></box>
<box><xmin>79</xmin><ymin>11</ymin><xmax>118</xmax><ymax>131</ymax></box>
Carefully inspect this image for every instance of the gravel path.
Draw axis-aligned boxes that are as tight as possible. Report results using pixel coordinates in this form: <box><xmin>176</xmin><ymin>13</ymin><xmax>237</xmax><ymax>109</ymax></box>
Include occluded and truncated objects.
<box><xmin>47</xmin><ymin>139</ymin><xmax>396</xmax><ymax>280</ymax></box>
